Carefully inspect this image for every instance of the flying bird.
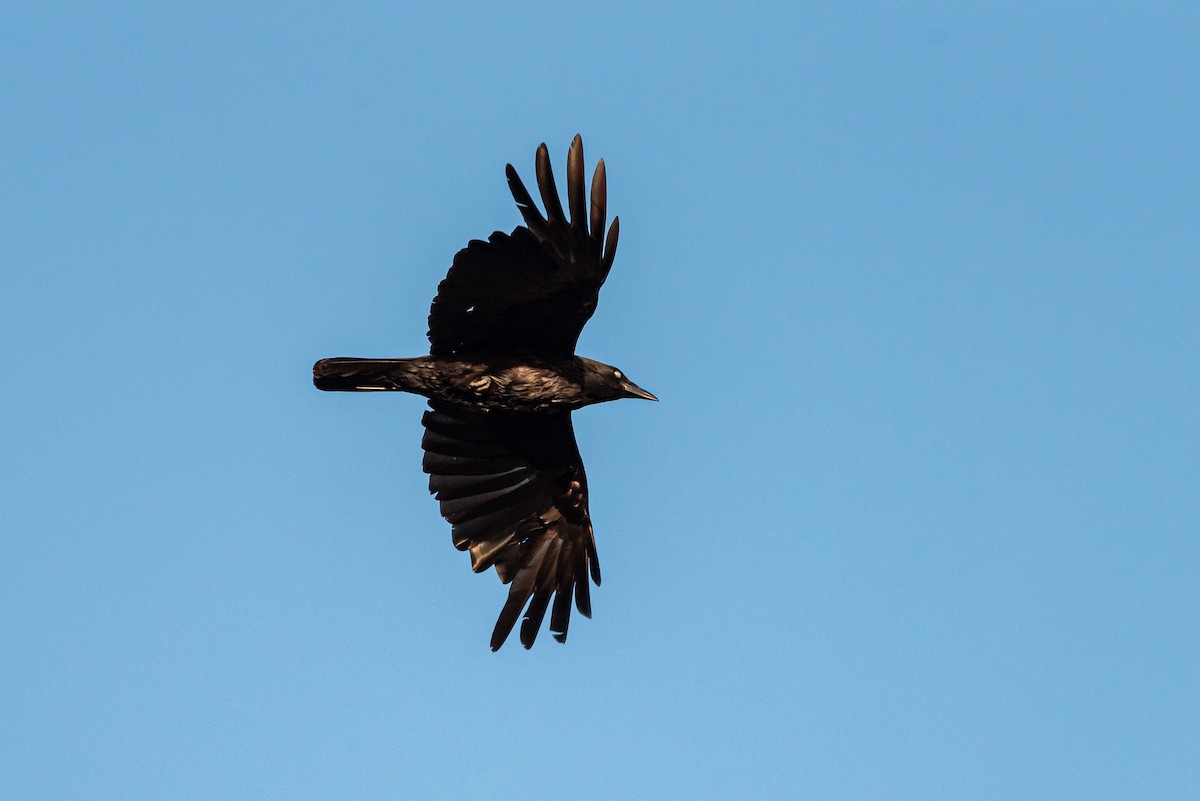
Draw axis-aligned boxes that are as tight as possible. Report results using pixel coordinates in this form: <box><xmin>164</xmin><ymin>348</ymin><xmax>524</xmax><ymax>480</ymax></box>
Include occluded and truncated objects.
<box><xmin>314</xmin><ymin>135</ymin><xmax>656</xmax><ymax>650</ymax></box>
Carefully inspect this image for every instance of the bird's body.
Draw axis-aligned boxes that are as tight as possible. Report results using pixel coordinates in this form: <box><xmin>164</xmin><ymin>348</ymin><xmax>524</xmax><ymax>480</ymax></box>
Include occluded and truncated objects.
<box><xmin>314</xmin><ymin>354</ymin><xmax>651</xmax><ymax>414</ymax></box>
<box><xmin>314</xmin><ymin>136</ymin><xmax>655</xmax><ymax>650</ymax></box>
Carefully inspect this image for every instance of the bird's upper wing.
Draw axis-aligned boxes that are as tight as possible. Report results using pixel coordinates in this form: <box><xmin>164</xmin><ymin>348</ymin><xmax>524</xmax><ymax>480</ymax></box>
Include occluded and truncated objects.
<box><xmin>421</xmin><ymin>400</ymin><xmax>601</xmax><ymax>649</ymax></box>
<box><xmin>427</xmin><ymin>135</ymin><xmax>620</xmax><ymax>359</ymax></box>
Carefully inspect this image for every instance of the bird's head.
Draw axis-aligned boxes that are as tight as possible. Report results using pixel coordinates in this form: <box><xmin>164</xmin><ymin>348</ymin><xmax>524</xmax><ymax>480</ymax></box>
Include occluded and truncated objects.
<box><xmin>578</xmin><ymin>357</ymin><xmax>658</xmax><ymax>404</ymax></box>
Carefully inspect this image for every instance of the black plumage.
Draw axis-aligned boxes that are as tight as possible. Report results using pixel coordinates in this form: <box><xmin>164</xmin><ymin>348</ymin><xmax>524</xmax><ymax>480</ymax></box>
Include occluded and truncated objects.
<box><xmin>313</xmin><ymin>136</ymin><xmax>655</xmax><ymax>650</ymax></box>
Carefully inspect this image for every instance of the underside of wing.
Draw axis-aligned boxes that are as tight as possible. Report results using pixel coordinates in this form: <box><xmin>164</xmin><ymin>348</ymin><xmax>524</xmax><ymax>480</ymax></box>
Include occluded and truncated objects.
<box><xmin>420</xmin><ymin>401</ymin><xmax>601</xmax><ymax>650</ymax></box>
<box><xmin>427</xmin><ymin>134</ymin><xmax>620</xmax><ymax>360</ymax></box>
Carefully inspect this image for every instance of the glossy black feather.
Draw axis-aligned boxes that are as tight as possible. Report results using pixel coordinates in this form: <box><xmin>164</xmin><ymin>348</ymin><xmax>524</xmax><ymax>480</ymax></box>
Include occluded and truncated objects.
<box><xmin>314</xmin><ymin>136</ymin><xmax>652</xmax><ymax>650</ymax></box>
<box><xmin>427</xmin><ymin>135</ymin><xmax>618</xmax><ymax>360</ymax></box>
<box><xmin>420</xmin><ymin>401</ymin><xmax>597</xmax><ymax>650</ymax></box>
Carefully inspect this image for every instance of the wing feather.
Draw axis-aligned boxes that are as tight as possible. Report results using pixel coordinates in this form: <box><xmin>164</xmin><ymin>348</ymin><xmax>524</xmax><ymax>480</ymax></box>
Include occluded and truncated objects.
<box><xmin>589</xmin><ymin>159</ymin><xmax>606</xmax><ymax>250</ymax></box>
<box><xmin>421</xmin><ymin>401</ymin><xmax>599</xmax><ymax>650</ymax></box>
<box><xmin>427</xmin><ymin>136</ymin><xmax>620</xmax><ymax>359</ymax></box>
<box><xmin>536</xmin><ymin>143</ymin><xmax>567</xmax><ymax>226</ymax></box>
<box><xmin>567</xmin><ymin>135</ymin><xmax>587</xmax><ymax>238</ymax></box>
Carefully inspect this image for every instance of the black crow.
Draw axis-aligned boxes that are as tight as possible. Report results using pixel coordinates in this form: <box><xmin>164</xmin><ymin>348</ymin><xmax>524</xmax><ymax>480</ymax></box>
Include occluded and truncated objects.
<box><xmin>314</xmin><ymin>135</ymin><xmax>656</xmax><ymax>650</ymax></box>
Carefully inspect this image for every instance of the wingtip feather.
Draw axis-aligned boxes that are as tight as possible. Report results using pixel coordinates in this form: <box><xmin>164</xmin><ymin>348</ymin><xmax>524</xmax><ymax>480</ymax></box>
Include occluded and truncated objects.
<box><xmin>589</xmin><ymin>159</ymin><xmax>606</xmax><ymax>247</ymax></box>
<box><xmin>535</xmin><ymin>143</ymin><xmax>565</xmax><ymax>223</ymax></box>
<box><xmin>567</xmin><ymin>136</ymin><xmax>586</xmax><ymax>232</ymax></box>
<box><xmin>602</xmin><ymin>215</ymin><xmax>620</xmax><ymax>273</ymax></box>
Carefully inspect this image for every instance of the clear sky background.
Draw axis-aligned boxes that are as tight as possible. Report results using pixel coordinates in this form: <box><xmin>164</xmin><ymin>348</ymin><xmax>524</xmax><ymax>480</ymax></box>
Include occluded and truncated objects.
<box><xmin>2</xmin><ymin>2</ymin><xmax>1198</xmax><ymax>799</ymax></box>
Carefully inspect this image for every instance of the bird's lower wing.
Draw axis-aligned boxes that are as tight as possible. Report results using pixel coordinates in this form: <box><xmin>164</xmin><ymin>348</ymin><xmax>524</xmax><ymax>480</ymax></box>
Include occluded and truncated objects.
<box><xmin>420</xmin><ymin>401</ymin><xmax>600</xmax><ymax>650</ymax></box>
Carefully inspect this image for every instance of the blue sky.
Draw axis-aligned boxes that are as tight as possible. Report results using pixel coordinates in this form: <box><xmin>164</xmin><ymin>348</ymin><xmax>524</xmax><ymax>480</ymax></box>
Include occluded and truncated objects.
<box><xmin>2</xmin><ymin>2</ymin><xmax>1198</xmax><ymax>799</ymax></box>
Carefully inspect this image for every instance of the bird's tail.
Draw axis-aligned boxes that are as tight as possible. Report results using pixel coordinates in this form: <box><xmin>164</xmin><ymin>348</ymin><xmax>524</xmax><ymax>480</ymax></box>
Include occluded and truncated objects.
<box><xmin>312</xmin><ymin>357</ymin><xmax>427</xmax><ymax>392</ymax></box>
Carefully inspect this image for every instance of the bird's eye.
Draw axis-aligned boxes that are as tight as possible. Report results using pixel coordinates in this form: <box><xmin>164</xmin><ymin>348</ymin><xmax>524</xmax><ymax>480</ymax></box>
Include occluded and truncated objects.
<box><xmin>613</xmin><ymin>369</ymin><xmax>622</xmax><ymax>379</ymax></box>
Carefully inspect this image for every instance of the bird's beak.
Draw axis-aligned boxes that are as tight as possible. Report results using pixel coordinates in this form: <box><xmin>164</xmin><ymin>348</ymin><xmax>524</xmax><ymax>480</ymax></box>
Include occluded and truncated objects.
<box><xmin>621</xmin><ymin>379</ymin><xmax>658</xmax><ymax>402</ymax></box>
